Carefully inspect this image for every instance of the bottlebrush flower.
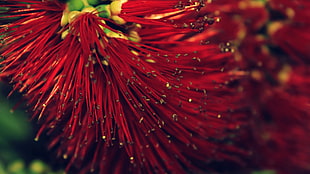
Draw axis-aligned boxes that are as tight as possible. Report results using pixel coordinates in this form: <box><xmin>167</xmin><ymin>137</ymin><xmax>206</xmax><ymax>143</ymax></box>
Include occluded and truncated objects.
<box><xmin>201</xmin><ymin>0</ymin><xmax>310</xmax><ymax>173</ymax></box>
<box><xmin>0</xmin><ymin>0</ymin><xmax>245</xmax><ymax>173</ymax></box>
<box><xmin>268</xmin><ymin>0</ymin><xmax>310</xmax><ymax>64</ymax></box>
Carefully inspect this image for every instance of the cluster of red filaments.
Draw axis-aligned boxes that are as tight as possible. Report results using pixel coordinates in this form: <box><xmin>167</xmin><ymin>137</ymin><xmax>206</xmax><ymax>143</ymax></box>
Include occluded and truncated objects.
<box><xmin>1</xmin><ymin>0</ymin><xmax>242</xmax><ymax>174</ymax></box>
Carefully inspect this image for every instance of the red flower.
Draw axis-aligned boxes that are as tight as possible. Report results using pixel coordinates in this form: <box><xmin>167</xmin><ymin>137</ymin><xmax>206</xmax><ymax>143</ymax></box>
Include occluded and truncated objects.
<box><xmin>201</xmin><ymin>0</ymin><xmax>310</xmax><ymax>173</ymax></box>
<box><xmin>268</xmin><ymin>0</ymin><xmax>310</xmax><ymax>64</ymax></box>
<box><xmin>0</xmin><ymin>0</ymin><xmax>244</xmax><ymax>173</ymax></box>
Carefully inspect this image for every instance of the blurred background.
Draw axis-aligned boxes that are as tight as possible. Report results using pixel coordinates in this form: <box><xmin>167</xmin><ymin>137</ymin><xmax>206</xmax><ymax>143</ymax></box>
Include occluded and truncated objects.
<box><xmin>0</xmin><ymin>83</ymin><xmax>64</xmax><ymax>174</ymax></box>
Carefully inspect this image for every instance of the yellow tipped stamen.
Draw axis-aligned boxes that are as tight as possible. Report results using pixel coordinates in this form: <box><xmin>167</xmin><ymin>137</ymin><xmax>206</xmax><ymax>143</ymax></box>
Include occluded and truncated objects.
<box><xmin>251</xmin><ymin>70</ymin><xmax>263</xmax><ymax>81</ymax></box>
<box><xmin>135</xmin><ymin>23</ymin><xmax>142</xmax><ymax>29</ymax></box>
<box><xmin>98</xmin><ymin>20</ymin><xmax>106</xmax><ymax>31</ymax></box>
<box><xmin>278</xmin><ymin>65</ymin><xmax>292</xmax><ymax>84</ymax></box>
<box><xmin>130</xmin><ymin>50</ymin><xmax>139</xmax><ymax>56</ymax></box>
<box><xmin>268</xmin><ymin>22</ymin><xmax>283</xmax><ymax>36</ymax></box>
<box><xmin>106</xmin><ymin>30</ymin><xmax>128</xmax><ymax>40</ymax></box>
<box><xmin>63</xmin><ymin>154</ymin><xmax>68</xmax><ymax>159</ymax></box>
<box><xmin>145</xmin><ymin>59</ymin><xmax>156</xmax><ymax>63</ymax></box>
<box><xmin>61</xmin><ymin>29</ymin><xmax>70</xmax><ymax>39</ymax></box>
<box><xmin>128</xmin><ymin>30</ymin><xmax>141</xmax><ymax>42</ymax></box>
<box><xmin>101</xmin><ymin>60</ymin><xmax>109</xmax><ymax>66</ymax></box>
<box><xmin>286</xmin><ymin>8</ymin><xmax>295</xmax><ymax>19</ymax></box>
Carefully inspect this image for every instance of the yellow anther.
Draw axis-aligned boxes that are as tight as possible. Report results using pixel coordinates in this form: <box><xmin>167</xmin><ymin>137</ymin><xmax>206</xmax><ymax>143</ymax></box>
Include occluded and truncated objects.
<box><xmin>145</xmin><ymin>59</ymin><xmax>156</xmax><ymax>63</ymax></box>
<box><xmin>106</xmin><ymin>30</ymin><xmax>128</xmax><ymax>40</ymax></box>
<box><xmin>278</xmin><ymin>65</ymin><xmax>291</xmax><ymax>84</ymax></box>
<box><xmin>68</xmin><ymin>11</ymin><xmax>81</xmax><ymax>23</ymax></box>
<box><xmin>63</xmin><ymin>154</ymin><xmax>68</xmax><ymax>159</ymax></box>
<box><xmin>101</xmin><ymin>60</ymin><xmax>109</xmax><ymax>66</ymax></box>
<box><xmin>130</xmin><ymin>50</ymin><xmax>139</xmax><ymax>56</ymax></box>
<box><xmin>286</xmin><ymin>8</ymin><xmax>295</xmax><ymax>19</ymax></box>
<box><xmin>111</xmin><ymin>15</ymin><xmax>126</xmax><ymax>25</ymax></box>
<box><xmin>61</xmin><ymin>8</ymin><xmax>69</xmax><ymax>26</ymax></box>
<box><xmin>251</xmin><ymin>70</ymin><xmax>263</xmax><ymax>81</ymax></box>
<box><xmin>128</xmin><ymin>30</ymin><xmax>141</xmax><ymax>42</ymax></box>
<box><xmin>61</xmin><ymin>29</ymin><xmax>70</xmax><ymax>40</ymax></box>
<box><xmin>268</xmin><ymin>22</ymin><xmax>283</xmax><ymax>36</ymax></box>
<box><xmin>135</xmin><ymin>23</ymin><xmax>142</xmax><ymax>29</ymax></box>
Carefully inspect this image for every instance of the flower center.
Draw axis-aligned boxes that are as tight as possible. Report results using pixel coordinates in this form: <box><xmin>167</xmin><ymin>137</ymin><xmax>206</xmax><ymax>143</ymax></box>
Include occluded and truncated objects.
<box><xmin>60</xmin><ymin>0</ymin><xmax>140</xmax><ymax>42</ymax></box>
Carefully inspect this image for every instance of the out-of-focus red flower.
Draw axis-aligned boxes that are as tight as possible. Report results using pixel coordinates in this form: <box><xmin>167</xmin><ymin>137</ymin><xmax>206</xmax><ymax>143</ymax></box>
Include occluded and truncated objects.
<box><xmin>268</xmin><ymin>0</ymin><xmax>310</xmax><ymax>64</ymax></box>
<box><xmin>202</xmin><ymin>0</ymin><xmax>310</xmax><ymax>173</ymax></box>
<box><xmin>0</xmin><ymin>0</ymin><xmax>245</xmax><ymax>173</ymax></box>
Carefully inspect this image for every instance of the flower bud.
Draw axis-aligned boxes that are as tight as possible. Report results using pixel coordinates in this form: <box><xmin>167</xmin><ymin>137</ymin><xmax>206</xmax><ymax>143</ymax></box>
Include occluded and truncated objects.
<box><xmin>67</xmin><ymin>0</ymin><xmax>84</xmax><ymax>11</ymax></box>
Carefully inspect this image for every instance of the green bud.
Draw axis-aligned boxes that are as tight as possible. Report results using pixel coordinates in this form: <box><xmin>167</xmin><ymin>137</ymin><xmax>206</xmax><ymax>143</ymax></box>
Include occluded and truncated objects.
<box><xmin>87</xmin><ymin>0</ymin><xmax>100</xmax><ymax>6</ymax></box>
<box><xmin>67</xmin><ymin>0</ymin><xmax>84</xmax><ymax>11</ymax></box>
<box><xmin>96</xmin><ymin>4</ymin><xmax>111</xmax><ymax>18</ymax></box>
